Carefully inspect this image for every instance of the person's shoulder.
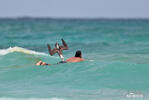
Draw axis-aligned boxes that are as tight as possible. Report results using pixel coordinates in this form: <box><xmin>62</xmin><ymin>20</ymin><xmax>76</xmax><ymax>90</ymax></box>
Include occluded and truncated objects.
<box><xmin>66</xmin><ymin>57</ymin><xmax>75</xmax><ymax>61</ymax></box>
<box><xmin>77</xmin><ymin>58</ymin><xmax>84</xmax><ymax>62</ymax></box>
<box><xmin>80</xmin><ymin>58</ymin><xmax>84</xmax><ymax>61</ymax></box>
<box><xmin>66</xmin><ymin>57</ymin><xmax>84</xmax><ymax>62</ymax></box>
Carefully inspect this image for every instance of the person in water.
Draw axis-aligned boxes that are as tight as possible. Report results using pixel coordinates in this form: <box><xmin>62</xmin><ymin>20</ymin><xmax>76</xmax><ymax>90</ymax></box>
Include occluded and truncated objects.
<box><xmin>36</xmin><ymin>50</ymin><xmax>84</xmax><ymax>66</ymax></box>
<box><xmin>66</xmin><ymin>50</ymin><xmax>84</xmax><ymax>62</ymax></box>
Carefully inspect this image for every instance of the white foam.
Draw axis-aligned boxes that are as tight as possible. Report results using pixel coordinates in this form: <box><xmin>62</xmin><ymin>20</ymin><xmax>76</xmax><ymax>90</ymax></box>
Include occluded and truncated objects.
<box><xmin>0</xmin><ymin>46</ymin><xmax>48</xmax><ymax>56</ymax></box>
<box><xmin>0</xmin><ymin>97</ymin><xmax>66</xmax><ymax>100</ymax></box>
<box><xmin>89</xmin><ymin>60</ymin><xmax>94</xmax><ymax>62</ymax></box>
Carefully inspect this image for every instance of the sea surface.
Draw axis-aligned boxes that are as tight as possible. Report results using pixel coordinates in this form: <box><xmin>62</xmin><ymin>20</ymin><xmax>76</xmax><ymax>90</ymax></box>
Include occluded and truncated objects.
<box><xmin>0</xmin><ymin>18</ymin><xmax>149</xmax><ymax>100</ymax></box>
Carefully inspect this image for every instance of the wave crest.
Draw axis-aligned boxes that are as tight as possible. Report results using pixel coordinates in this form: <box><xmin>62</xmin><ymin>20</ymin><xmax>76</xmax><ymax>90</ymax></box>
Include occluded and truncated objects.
<box><xmin>0</xmin><ymin>46</ymin><xmax>47</xmax><ymax>56</ymax></box>
<box><xmin>0</xmin><ymin>97</ymin><xmax>66</xmax><ymax>100</ymax></box>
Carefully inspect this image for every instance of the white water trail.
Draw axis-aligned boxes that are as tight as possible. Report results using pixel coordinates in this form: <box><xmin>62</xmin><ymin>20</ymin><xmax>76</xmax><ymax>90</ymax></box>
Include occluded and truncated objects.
<box><xmin>0</xmin><ymin>46</ymin><xmax>48</xmax><ymax>56</ymax></box>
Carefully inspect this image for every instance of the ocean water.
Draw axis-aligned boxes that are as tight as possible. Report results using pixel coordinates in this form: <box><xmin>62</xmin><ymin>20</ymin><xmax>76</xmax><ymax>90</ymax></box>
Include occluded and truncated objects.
<box><xmin>0</xmin><ymin>18</ymin><xmax>149</xmax><ymax>100</ymax></box>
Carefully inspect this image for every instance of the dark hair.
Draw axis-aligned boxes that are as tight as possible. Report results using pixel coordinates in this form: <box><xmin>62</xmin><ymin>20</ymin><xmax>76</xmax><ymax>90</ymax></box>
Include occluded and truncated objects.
<box><xmin>75</xmin><ymin>50</ymin><xmax>82</xmax><ymax>58</ymax></box>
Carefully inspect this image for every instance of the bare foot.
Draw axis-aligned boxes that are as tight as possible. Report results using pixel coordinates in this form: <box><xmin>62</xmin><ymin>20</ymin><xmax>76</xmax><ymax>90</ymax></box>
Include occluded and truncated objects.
<box><xmin>36</xmin><ymin>60</ymin><xmax>42</xmax><ymax>66</ymax></box>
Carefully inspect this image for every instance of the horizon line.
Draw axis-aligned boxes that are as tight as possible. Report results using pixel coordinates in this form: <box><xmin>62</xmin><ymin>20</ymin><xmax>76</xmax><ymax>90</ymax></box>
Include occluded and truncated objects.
<box><xmin>0</xmin><ymin>16</ymin><xmax>149</xmax><ymax>20</ymax></box>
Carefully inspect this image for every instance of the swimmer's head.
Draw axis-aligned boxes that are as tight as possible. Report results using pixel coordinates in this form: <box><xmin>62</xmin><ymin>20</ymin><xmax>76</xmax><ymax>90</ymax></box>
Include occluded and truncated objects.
<box><xmin>75</xmin><ymin>50</ymin><xmax>82</xmax><ymax>58</ymax></box>
<box><xmin>55</xmin><ymin>42</ymin><xmax>60</xmax><ymax>49</ymax></box>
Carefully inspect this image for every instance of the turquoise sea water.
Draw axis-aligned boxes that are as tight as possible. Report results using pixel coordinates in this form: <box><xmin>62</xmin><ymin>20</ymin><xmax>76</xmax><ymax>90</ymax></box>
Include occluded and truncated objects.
<box><xmin>0</xmin><ymin>18</ymin><xmax>149</xmax><ymax>100</ymax></box>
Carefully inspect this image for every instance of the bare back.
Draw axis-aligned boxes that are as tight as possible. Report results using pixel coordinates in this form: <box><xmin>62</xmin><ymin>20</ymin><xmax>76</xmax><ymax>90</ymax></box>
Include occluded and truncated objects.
<box><xmin>66</xmin><ymin>57</ymin><xmax>84</xmax><ymax>62</ymax></box>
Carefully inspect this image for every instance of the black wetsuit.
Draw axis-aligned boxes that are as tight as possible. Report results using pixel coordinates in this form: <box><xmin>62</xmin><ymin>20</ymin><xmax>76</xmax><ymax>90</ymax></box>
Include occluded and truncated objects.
<box><xmin>58</xmin><ymin>61</ymin><xmax>67</xmax><ymax>64</ymax></box>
